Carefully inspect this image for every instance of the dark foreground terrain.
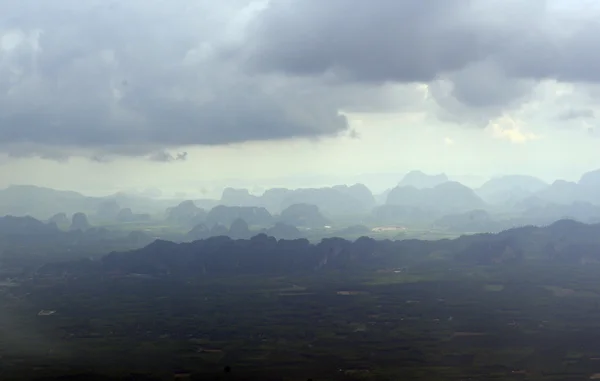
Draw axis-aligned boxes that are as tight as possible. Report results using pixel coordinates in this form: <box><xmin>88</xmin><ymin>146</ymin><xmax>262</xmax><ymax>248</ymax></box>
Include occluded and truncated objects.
<box><xmin>3</xmin><ymin>220</ymin><xmax>600</xmax><ymax>380</ymax></box>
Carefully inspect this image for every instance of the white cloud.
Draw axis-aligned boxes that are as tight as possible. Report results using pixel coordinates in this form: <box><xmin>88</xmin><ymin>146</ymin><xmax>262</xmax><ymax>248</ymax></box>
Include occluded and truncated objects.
<box><xmin>487</xmin><ymin>116</ymin><xmax>540</xmax><ymax>143</ymax></box>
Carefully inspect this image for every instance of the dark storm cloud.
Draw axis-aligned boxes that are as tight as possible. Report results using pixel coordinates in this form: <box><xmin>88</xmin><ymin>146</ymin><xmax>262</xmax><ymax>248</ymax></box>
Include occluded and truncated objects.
<box><xmin>0</xmin><ymin>0</ymin><xmax>347</xmax><ymax>157</ymax></box>
<box><xmin>243</xmin><ymin>0</ymin><xmax>488</xmax><ymax>82</ymax></box>
<box><xmin>244</xmin><ymin>1</ymin><xmax>547</xmax><ymax>82</ymax></box>
<box><xmin>243</xmin><ymin>0</ymin><xmax>600</xmax><ymax>110</ymax></box>
<box><xmin>1</xmin><ymin>0</ymin><xmax>600</xmax><ymax>158</ymax></box>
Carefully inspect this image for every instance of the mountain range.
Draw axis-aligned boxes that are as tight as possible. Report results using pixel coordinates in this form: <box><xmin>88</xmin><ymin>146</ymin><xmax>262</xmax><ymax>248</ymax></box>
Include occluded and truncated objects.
<box><xmin>38</xmin><ymin>219</ymin><xmax>600</xmax><ymax>279</ymax></box>
<box><xmin>6</xmin><ymin>169</ymin><xmax>600</xmax><ymax>238</ymax></box>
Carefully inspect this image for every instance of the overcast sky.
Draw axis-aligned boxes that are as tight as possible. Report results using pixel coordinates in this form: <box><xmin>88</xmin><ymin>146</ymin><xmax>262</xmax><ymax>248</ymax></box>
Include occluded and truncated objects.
<box><xmin>1</xmin><ymin>0</ymin><xmax>600</xmax><ymax>197</ymax></box>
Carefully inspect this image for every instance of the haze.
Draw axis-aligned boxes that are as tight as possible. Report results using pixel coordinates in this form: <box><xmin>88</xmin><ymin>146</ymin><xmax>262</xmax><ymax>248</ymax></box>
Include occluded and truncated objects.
<box><xmin>6</xmin><ymin>3</ymin><xmax>600</xmax><ymax>378</ymax></box>
<box><xmin>1</xmin><ymin>0</ymin><xmax>599</xmax><ymax>197</ymax></box>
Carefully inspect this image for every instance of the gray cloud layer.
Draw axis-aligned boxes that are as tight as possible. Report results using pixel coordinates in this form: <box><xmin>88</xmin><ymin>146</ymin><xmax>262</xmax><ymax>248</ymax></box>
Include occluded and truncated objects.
<box><xmin>1</xmin><ymin>0</ymin><xmax>599</xmax><ymax>157</ymax></box>
<box><xmin>0</xmin><ymin>0</ymin><xmax>346</xmax><ymax>157</ymax></box>
<box><xmin>245</xmin><ymin>1</ymin><xmax>598</xmax><ymax>82</ymax></box>
<box><xmin>243</xmin><ymin>0</ymin><xmax>600</xmax><ymax>123</ymax></box>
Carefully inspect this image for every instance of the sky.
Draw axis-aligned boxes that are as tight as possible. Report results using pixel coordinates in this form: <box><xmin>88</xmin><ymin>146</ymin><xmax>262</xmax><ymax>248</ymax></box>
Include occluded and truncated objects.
<box><xmin>1</xmin><ymin>0</ymin><xmax>600</xmax><ymax>197</ymax></box>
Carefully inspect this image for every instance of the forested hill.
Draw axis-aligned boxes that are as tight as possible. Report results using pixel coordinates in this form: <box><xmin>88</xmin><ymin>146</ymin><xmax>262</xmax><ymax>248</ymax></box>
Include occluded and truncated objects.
<box><xmin>41</xmin><ymin>219</ymin><xmax>600</xmax><ymax>277</ymax></box>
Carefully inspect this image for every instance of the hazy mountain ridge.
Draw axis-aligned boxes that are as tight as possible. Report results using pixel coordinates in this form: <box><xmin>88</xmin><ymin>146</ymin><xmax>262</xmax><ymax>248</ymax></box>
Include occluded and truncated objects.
<box><xmin>386</xmin><ymin>181</ymin><xmax>486</xmax><ymax>213</ymax></box>
<box><xmin>0</xmin><ymin>185</ymin><xmax>182</xmax><ymax>220</ymax></box>
<box><xmin>397</xmin><ymin>170</ymin><xmax>449</xmax><ymax>189</ymax></box>
<box><xmin>475</xmin><ymin>175</ymin><xmax>548</xmax><ymax>205</ymax></box>
<box><xmin>0</xmin><ymin>215</ymin><xmax>154</xmax><ymax>263</ymax></box>
<box><xmin>220</xmin><ymin>184</ymin><xmax>376</xmax><ymax>215</ymax></box>
<box><xmin>37</xmin><ymin>219</ymin><xmax>600</xmax><ymax>278</ymax></box>
<box><xmin>174</xmin><ymin>171</ymin><xmax>586</xmax><ymax>236</ymax></box>
<box><xmin>8</xmin><ymin>169</ymin><xmax>600</xmax><ymax>239</ymax></box>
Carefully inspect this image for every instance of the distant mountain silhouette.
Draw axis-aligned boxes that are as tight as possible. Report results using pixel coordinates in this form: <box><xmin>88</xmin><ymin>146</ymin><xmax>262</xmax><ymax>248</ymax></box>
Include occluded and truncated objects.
<box><xmin>187</xmin><ymin>223</ymin><xmax>211</xmax><ymax>241</ymax></box>
<box><xmin>0</xmin><ymin>215</ymin><xmax>153</xmax><ymax>255</ymax></box>
<box><xmin>95</xmin><ymin>199</ymin><xmax>121</xmax><ymax>221</ymax></box>
<box><xmin>262</xmin><ymin>222</ymin><xmax>302</xmax><ymax>240</ymax></box>
<box><xmin>165</xmin><ymin>200</ymin><xmax>207</xmax><ymax>227</ymax></box>
<box><xmin>332</xmin><ymin>184</ymin><xmax>376</xmax><ymax>209</ymax></box>
<box><xmin>476</xmin><ymin>175</ymin><xmax>547</xmax><ymax>204</ymax></box>
<box><xmin>220</xmin><ymin>188</ymin><xmax>258</xmax><ymax>207</ymax></box>
<box><xmin>210</xmin><ymin>224</ymin><xmax>229</xmax><ymax>236</ymax></box>
<box><xmin>433</xmin><ymin>209</ymin><xmax>503</xmax><ymax>233</ymax></box>
<box><xmin>0</xmin><ymin>185</ymin><xmax>94</xmax><ymax>218</ymax></box>
<box><xmin>77</xmin><ymin>219</ymin><xmax>600</xmax><ymax>278</ymax></box>
<box><xmin>13</xmin><ymin>167</ymin><xmax>600</xmax><ymax>232</ymax></box>
<box><xmin>398</xmin><ymin>170</ymin><xmax>449</xmax><ymax>189</ymax></box>
<box><xmin>0</xmin><ymin>185</ymin><xmax>177</xmax><ymax>219</ymax></box>
<box><xmin>278</xmin><ymin>203</ymin><xmax>329</xmax><ymax>228</ymax></box>
<box><xmin>206</xmin><ymin>205</ymin><xmax>273</xmax><ymax>227</ymax></box>
<box><xmin>0</xmin><ymin>215</ymin><xmax>59</xmax><ymax>236</ymax></box>
<box><xmin>116</xmin><ymin>208</ymin><xmax>151</xmax><ymax>223</ymax></box>
<box><xmin>535</xmin><ymin>180</ymin><xmax>580</xmax><ymax>204</ymax></box>
<box><xmin>526</xmin><ymin>169</ymin><xmax>600</xmax><ymax>206</ymax></box>
<box><xmin>229</xmin><ymin>218</ymin><xmax>252</xmax><ymax>239</ymax></box>
<box><xmin>386</xmin><ymin>182</ymin><xmax>485</xmax><ymax>213</ymax></box>
<box><xmin>70</xmin><ymin>212</ymin><xmax>91</xmax><ymax>231</ymax></box>
<box><xmin>518</xmin><ymin>202</ymin><xmax>600</xmax><ymax>225</ymax></box>
<box><xmin>186</xmin><ymin>219</ymin><xmax>303</xmax><ymax>241</ymax></box>
<box><xmin>48</xmin><ymin>212</ymin><xmax>70</xmax><ymax>227</ymax></box>
<box><xmin>219</xmin><ymin>184</ymin><xmax>376</xmax><ymax>215</ymax></box>
<box><xmin>578</xmin><ymin>168</ymin><xmax>600</xmax><ymax>191</ymax></box>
